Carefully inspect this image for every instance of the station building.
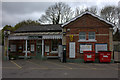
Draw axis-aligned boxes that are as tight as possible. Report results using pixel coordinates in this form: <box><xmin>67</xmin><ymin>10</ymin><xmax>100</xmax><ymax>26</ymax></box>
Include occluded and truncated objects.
<box><xmin>7</xmin><ymin>12</ymin><xmax>114</xmax><ymax>61</ymax></box>
<box><xmin>62</xmin><ymin>12</ymin><xmax>114</xmax><ymax>62</ymax></box>
<box><xmin>8</xmin><ymin>24</ymin><xmax>62</xmax><ymax>59</ymax></box>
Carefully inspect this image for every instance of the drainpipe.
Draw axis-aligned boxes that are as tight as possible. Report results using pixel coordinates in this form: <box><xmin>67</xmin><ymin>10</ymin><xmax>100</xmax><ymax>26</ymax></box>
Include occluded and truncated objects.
<box><xmin>7</xmin><ymin>38</ymin><xmax>9</xmax><ymax>60</ymax></box>
<box><xmin>25</xmin><ymin>40</ymin><xmax>27</xmax><ymax>59</ymax></box>
<box><xmin>42</xmin><ymin>39</ymin><xmax>44</xmax><ymax>57</ymax></box>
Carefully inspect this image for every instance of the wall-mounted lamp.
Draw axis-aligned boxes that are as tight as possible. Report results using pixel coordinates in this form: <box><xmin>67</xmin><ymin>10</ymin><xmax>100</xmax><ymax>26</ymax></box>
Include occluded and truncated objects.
<box><xmin>67</xmin><ymin>28</ymin><xmax>70</xmax><ymax>32</ymax></box>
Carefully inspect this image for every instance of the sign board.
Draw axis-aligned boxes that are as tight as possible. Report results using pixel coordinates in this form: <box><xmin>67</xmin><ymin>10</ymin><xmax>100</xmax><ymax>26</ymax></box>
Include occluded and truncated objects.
<box><xmin>31</xmin><ymin>44</ymin><xmax>34</xmax><ymax>51</ymax></box>
<box><xmin>69</xmin><ymin>35</ymin><xmax>73</xmax><ymax>41</ymax></box>
<box><xmin>45</xmin><ymin>45</ymin><xmax>49</xmax><ymax>52</ymax></box>
<box><xmin>80</xmin><ymin>44</ymin><xmax>92</xmax><ymax>53</ymax></box>
<box><xmin>28</xmin><ymin>36</ymin><xmax>42</xmax><ymax>39</ymax></box>
<box><xmin>69</xmin><ymin>42</ymin><xmax>75</xmax><ymax>58</ymax></box>
<box><xmin>87</xmin><ymin>55</ymin><xmax>92</xmax><ymax>58</ymax></box>
<box><xmin>95</xmin><ymin>44</ymin><xmax>107</xmax><ymax>53</ymax></box>
<box><xmin>58</xmin><ymin>45</ymin><xmax>62</xmax><ymax>57</ymax></box>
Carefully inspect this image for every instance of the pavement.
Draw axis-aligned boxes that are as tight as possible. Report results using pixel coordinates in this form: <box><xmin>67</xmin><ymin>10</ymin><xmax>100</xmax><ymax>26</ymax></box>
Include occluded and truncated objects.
<box><xmin>0</xmin><ymin>45</ymin><xmax>2</xmax><ymax>79</ymax></box>
<box><xmin>2</xmin><ymin>59</ymin><xmax>119</xmax><ymax>78</ymax></box>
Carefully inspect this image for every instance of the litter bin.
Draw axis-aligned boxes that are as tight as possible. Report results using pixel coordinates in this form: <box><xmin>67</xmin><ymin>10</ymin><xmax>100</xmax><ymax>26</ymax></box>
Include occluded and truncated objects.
<box><xmin>98</xmin><ymin>51</ymin><xmax>111</xmax><ymax>63</ymax></box>
<box><xmin>83</xmin><ymin>51</ymin><xmax>95</xmax><ymax>62</ymax></box>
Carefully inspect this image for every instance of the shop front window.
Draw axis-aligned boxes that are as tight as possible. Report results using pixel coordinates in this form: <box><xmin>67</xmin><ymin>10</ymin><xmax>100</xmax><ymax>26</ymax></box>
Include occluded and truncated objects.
<box><xmin>30</xmin><ymin>44</ymin><xmax>34</xmax><ymax>54</ymax></box>
<box><xmin>10</xmin><ymin>44</ymin><xmax>16</xmax><ymax>52</ymax></box>
<box><xmin>18</xmin><ymin>45</ymin><xmax>22</xmax><ymax>53</ymax></box>
<box><xmin>95</xmin><ymin>44</ymin><xmax>107</xmax><ymax>53</ymax></box>
<box><xmin>23</xmin><ymin>40</ymin><xmax>30</xmax><ymax>51</ymax></box>
<box><xmin>51</xmin><ymin>40</ymin><xmax>58</xmax><ymax>51</ymax></box>
<box><xmin>80</xmin><ymin>44</ymin><xmax>92</xmax><ymax>53</ymax></box>
<box><xmin>31</xmin><ymin>44</ymin><xmax>34</xmax><ymax>51</ymax></box>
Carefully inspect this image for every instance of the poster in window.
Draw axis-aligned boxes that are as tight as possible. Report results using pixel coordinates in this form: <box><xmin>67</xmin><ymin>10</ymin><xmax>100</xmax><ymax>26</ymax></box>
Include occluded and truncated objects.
<box><xmin>31</xmin><ymin>44</ymin><xmax>34</xmax><ymax>51</ymax></box>
<box><xmin>80</xmin><ymin>44</ymin><xmax>92</xmax><ymax>53</ymax></box>
<box><xmin>95</xmin><ymin>44</ymin><xmax>107</xmax><ymax>53</ymax></box>
<box><xmin>10</xmin><ymin>45</ymin><xmax>16</xmax><ymax>52</ymax></box>
<box><xmin>45</xmin><ymin>45</ymin><xmax>49</xmax><ymax>52</ymax></box>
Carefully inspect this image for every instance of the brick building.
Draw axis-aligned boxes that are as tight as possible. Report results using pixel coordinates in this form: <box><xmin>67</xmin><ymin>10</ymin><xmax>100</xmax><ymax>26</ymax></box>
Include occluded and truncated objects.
<box><xmin>5</xmin><ymin>12</ymin><xmax>114</xmax><ymax>62</ymax></box>
<box><xmin>7</xmin><ymin>24</ymin><xmax>62</xmax><ymax>59</ymax></box>
<box><xmin>62</xmin><ymin>12</ymin><xmax>114</xmax><ymax>62</ymax></box>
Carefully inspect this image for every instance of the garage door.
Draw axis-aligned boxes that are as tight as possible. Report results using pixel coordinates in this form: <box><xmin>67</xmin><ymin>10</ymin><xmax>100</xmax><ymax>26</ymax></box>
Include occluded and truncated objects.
<box><xmin>69</xmin><ymin>42</ymin><xmax>75</xmax><ymax>58</ymax></box>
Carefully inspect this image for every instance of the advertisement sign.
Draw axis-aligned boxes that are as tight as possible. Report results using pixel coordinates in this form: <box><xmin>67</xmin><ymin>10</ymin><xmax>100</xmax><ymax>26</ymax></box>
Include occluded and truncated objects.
<box><xmin>31</xmin><ymin>44</ymin><xmax>34</xmax><ymax>51</ymax></box>
<box><xmin>80</xmin><ymin>44</ymin><xmax>92</xmax><ymax>53</ymax></box>
<box><xmin>95</xmin><ymin>44</ymin><xmax>107</xmax><ymax>53</ymax></box>
<box><xmin>45</xmin><ymin>45</ymin><xmax>49</xmax><ymax>52</ymax></box>
<box><xmin>69</xmin><ymin>35</ymin><xmax>73</xmax><ymax>41</ymax></box>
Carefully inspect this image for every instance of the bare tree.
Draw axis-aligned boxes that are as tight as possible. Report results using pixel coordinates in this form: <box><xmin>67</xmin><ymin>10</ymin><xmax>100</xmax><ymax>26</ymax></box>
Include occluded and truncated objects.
<box><xmin>100</xmin><ymin>6</ymin><xmax>119</xmax><ymax>28</ymax></box>
<box><xmin>117</xmin><ymin>7</ymin><xmax>120</xmax><ymax>29</ymax></box>
<box><xmin>39</xmin><ymin>2</ymin><xmax>73</xmax><ymax>24</ymax></box>
<box><xmin>74</xmin><ymin>6</ymin><xmax>97</xmax><ymax>17</ymax></box>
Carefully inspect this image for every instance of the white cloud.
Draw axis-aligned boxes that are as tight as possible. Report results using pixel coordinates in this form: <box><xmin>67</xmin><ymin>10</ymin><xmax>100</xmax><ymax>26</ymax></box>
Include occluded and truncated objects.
<box><xmin>1</xmin><ymin>0</ymin><xmax>120</xmax><ymax>29</ymax></box>
<box><xmin>2</xmin><ymin>11</ymin><xmax>43</xmax><ymax>27</ymax></box>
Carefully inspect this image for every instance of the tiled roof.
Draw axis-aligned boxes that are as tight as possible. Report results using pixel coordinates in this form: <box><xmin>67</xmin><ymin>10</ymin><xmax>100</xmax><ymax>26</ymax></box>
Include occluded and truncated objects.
<box><xmin>14</xmin><ymin>24</ymin><xmax>62</xmax><ymax>33</ymax></box>
<box><xmin>11</xmin><ymin>32</ymin><xmax>62</xmax><ymax>36</ymax></box>
<box><xmin>62</xmin><ymin>11</ymin><xmax>115</xmax><ymax>27</ymax></box>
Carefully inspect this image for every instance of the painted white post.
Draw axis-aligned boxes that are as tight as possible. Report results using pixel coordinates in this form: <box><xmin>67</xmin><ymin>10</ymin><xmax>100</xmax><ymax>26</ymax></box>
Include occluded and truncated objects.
<box><xmin>7</xmin><ymin>38</ymin><xmax>9</xmax><ymax>60</ymax></box>
<box><xmin>25</xmin><ymin>40</ymin><xmax>27</xmax><ymax>59</ymax></box>
<box><xmin>42</xmin><ymin>39</ymin><xmax>44</xmax><ymax>57</ymax></box>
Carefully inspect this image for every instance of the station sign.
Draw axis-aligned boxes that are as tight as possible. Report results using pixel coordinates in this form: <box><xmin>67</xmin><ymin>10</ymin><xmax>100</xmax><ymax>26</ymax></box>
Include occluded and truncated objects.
<box><xmin>28</xmin><ymin>36</ymin><xmax>42</xmax><ymax>39</ymax></box>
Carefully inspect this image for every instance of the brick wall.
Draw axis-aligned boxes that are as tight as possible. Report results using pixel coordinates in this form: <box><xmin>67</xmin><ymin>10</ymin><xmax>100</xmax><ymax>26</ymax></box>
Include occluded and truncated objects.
<box><xmin>63</xmin><ymin>14</ymin><xmax>113</xmax><ymax>59</ymax></box>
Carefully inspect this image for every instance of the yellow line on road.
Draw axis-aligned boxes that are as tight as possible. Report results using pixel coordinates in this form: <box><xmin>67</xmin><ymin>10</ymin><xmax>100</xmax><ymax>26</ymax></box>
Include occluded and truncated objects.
<box><xmin>10</xmin><ymin>61</ymin><xmax>22</xmax><ymax>69</ymax></box>
<box><xmin>69</xmin><ymin>63</ymin><xmax>107</xmax><ymax>70</ymax></box>
<box><xmin>91</xmin><ymin>68</ymin><xmax>106</xmax><ymax>70</ymax></box>
<box><xmin>26</xmin><ymin>61</ymin><xmax>48</xmax><ymax>68</ymax></box>
<box><xmin>29</xmin><ymin>68</ymin><xmax>48</xmax><ymax>69</ymax></box>
<box><xmin>51</xmin><ymin>68</ymin><xmax>69</xmax><ymax>69</ymax></box>
<box><xmin>46</xmin><ymin>61</ymin><xmax>72</xmax><ymax>69</ymax></box>
<box><xmin>68</xmin><ymin>63</ymin><xmax>89</xmax><ymax>68</ymax></box>
<box><xmin>29</xmin><ymin>68</ymin><xmax>68</xmax><ymax>70</ymax></box>
<box><xmin>1</xmin><ymin>67</ymin><xmax>19</xmax><ymax>69</ymax></box>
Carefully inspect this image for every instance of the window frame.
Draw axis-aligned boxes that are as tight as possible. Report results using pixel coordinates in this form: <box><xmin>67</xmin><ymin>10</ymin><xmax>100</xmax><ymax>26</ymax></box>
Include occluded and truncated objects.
<box><xmin>51</xmin><ymin>40</ymin><xmax>58</xmax><ymax>52</ymax></box>
<box><xmin>95</xmin><ymin>43</ymin><xmax>108</xmax><ymax>53</ymax></box>
<box><xmin>88</xmin><ymin>32</ymin><xmax>95</xmax><ymax>40</ymax></box>
<box><xmin>10</xmin><ymin>44</ymin><xmax>16</xmax><ymax>52</ymax></box>
<box><xmin>79</xmin><ymin>43</ymin><xmax>92</xmax><ymax>53</ymax></box>
<box><xmin>31</xmin><ymin>44</ymin><xmax>35</xmax><ymax>52</ymax></box>
<box><xmin>23</xmin><ymin>40</ymin><xmax>30</xmax><ymax>51</ymax></box>
<box><xmin>79</xmin><ymin>32</ymin><xmax>86</xmax><ymax>40</ymax></box>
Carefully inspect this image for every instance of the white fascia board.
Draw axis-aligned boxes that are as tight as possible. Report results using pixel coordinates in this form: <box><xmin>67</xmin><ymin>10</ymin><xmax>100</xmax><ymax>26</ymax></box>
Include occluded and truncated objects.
<box><xmin>62</xmin><ymin>11</ymin><xmax>115</xmax><ymax>27</ymax></box>
<box><xmin>78</xmin><ymin>39</ymin><xmax>97</xmax><ymax>42</ymax></box>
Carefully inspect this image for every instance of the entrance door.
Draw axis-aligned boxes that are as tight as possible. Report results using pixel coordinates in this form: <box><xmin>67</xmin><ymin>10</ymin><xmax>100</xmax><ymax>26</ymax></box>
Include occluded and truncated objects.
<box><xmin>58</xmin><ymin>45</ymin><xmax>62</xmax><ymax>58</ymax></box>
<box><xmin>36</xmin><ymin>45</ymin><xmax>42</xmax><ymax>58</ymax></box>
<box><xmin>69</xmin><ymin>42</ymin><xmax>75</xmax><ymax>58</ymax></box>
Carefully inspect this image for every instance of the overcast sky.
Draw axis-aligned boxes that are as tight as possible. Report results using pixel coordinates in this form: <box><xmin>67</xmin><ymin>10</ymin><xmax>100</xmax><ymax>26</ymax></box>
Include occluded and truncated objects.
<box><xmin>1</xmin><ymin>0</ymin><xmax>120</xmax><ymax>30</ymax></box>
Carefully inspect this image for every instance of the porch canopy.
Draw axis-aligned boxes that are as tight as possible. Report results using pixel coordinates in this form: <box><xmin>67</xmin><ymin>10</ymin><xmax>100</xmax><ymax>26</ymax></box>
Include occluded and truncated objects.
<box><xmin>8</xmin><ymin>24</ymin><xmax>62</xmax><ymax>58</ymax></box>
<box><xmin>8</xmin><ymin>34</ymin><xmax>62</xmax><ymax>40</ymax></box>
